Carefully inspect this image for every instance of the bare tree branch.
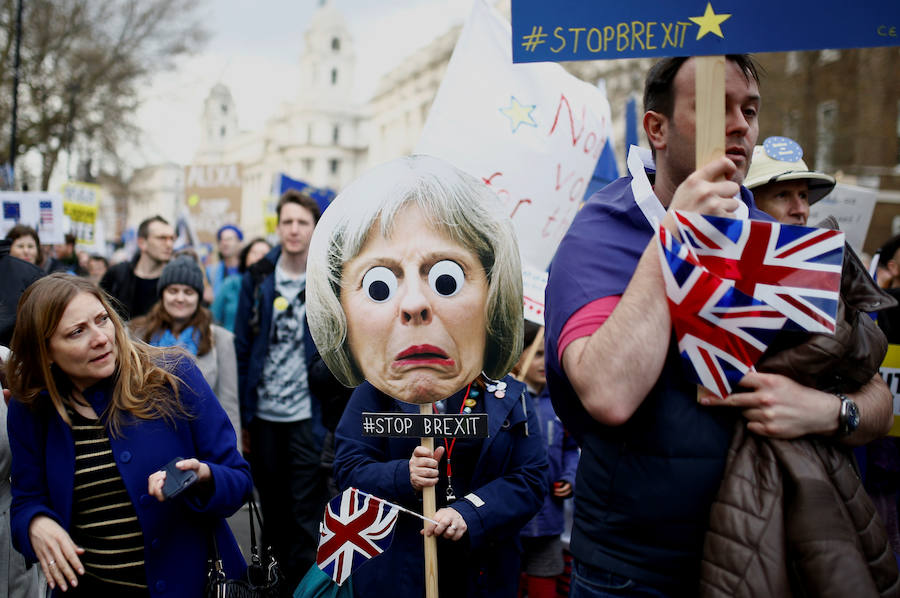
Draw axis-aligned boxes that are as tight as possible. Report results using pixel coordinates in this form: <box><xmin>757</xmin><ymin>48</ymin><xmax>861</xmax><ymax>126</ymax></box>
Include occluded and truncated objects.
<box><xmin>0</xmin><ymin>0</ymin><xmax>207</xmax><ymax>188</ymax></box>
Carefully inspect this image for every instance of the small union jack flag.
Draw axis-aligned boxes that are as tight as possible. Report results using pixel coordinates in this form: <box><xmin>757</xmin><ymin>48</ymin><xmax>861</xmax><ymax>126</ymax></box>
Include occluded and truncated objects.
<box><xmin>658</xmin><ymin>226</ymin><xmax>789</xmax><ymax>398</ymax></box>
<box><xmin>673</xmin><ymin>211</ymin><xmax>844</xmax><ymax>334</ymax></box>
<box><xmin>317</xmin><ymin>487</ymin><xmax>399</xmax><ymax>586</ymax></box>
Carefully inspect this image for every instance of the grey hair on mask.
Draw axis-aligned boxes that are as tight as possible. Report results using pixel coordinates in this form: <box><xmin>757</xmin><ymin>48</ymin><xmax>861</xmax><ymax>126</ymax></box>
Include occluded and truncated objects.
<box><xmin>306</xmin><ymin>154</ymin><xmax>524</xmax><ymax>387</ymax></box>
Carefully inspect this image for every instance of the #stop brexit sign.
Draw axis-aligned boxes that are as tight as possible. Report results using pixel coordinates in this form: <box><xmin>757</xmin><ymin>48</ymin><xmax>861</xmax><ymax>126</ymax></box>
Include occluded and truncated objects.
<box><xmin>511</xmin><ymin>0</ymin><xmax>900</xmax><ymax>63</ymax></box>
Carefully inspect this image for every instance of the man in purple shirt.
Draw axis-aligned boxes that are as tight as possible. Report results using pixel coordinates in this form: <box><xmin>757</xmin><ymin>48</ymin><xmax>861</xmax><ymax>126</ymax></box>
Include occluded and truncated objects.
<box><xmin>545</xmin><ymin>55</ymin><xmax>893</xmax><ymax>597</ymax></box>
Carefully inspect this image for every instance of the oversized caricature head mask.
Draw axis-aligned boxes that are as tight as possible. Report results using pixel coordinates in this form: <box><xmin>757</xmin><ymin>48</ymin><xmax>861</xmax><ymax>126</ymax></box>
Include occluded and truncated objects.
<box><xmin>306</xmin><ymin>155</ymin><xmax>523</xmax><ymax>404</ymax></box>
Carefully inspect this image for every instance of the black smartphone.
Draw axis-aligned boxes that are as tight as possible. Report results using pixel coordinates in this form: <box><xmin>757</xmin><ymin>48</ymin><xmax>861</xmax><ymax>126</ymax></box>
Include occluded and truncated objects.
<box><xmin>160</xmin><ymin>456</ymin><xmax>197</xmax><ymax>500</ymax></box>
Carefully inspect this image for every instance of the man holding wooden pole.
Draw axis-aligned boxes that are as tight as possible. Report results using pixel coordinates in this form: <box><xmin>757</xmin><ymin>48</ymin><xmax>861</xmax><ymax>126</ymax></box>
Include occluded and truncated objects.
<box><xmin>544</xmin><ymin>55</ymin><xmax>893</xmax><ymax>597</ymax></box>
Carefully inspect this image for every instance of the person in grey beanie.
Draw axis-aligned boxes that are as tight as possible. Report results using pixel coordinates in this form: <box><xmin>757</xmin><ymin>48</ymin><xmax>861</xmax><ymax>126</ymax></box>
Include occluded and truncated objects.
<box><xmin>130</xmin><ymin>255</ymin><xmax>241</xmax><ymax>442</ymax></box>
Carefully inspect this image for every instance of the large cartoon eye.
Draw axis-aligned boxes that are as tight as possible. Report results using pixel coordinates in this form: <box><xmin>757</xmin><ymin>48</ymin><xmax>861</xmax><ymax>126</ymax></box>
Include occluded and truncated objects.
<box><xmin>428</xmin><ymin>260</ymin><xmax>464</xmax><ymax>297</ymax></box>
<box><xmin>362</xmin><ymin>267</ymin><xmax>397</xmax><ymax>303</ymax></box>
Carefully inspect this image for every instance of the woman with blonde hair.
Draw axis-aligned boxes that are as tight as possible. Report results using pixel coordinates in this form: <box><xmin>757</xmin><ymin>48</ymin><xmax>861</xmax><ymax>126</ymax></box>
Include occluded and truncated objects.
<box><xmin>5</xmin><ymin>273</ymin><xmax>250</xmax><ymax>597</ymax></box>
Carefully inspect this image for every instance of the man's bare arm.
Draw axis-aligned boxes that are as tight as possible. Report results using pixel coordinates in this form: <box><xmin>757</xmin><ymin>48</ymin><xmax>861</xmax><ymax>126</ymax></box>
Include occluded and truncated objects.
<box><xmin>562</xmin><ymin>157</ymin><xmax>743</xmax><ymax>426</ymax></box>
<box><xmin>562</xmin><ymin>242</ymin><xmax>671</xmax><ymax>426</ymax></box>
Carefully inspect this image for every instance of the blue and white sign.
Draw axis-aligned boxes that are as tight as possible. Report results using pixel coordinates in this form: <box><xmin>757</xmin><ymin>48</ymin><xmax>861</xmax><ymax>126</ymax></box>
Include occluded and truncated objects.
<box><xmin>0</xmin><ymin>191</ymin><xmax>65</xmax><ymax>244</ymax></box>
<box><xmin>511</xmin><ymin>0</ymin><xmax>900</xmax><ymax>63</ymax></box>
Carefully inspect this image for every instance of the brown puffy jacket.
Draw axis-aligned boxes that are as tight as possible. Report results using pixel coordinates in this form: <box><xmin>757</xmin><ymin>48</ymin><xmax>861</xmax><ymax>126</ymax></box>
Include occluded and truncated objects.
<box><xmin>700</xmin><ymin>423</ymin><xmax>900</xmax><ymax>597</ymax></box>
<box><xmin>755</xmin><ymin>216</ymin><xmax>896</xmax><ymax>392</ymax></box>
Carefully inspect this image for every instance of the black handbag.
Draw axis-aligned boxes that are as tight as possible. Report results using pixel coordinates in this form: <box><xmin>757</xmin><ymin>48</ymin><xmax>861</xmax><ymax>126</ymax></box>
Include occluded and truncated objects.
<box><xmin>206</xmin><ymin>498</ymin><xmax>282</xmax><ymax>598</ymax></box>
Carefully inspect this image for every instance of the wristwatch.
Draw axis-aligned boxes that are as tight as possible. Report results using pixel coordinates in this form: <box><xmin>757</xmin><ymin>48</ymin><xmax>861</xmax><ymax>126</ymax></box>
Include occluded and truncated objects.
<box><xmin>836</xmin><ymin>393</ymin><xmax>860</xmax><ymax>437</ymax></box>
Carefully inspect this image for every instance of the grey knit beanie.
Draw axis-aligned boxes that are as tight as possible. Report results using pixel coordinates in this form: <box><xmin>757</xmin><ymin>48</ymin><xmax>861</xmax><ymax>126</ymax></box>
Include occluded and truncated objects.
<box><xmin>157</xmin><ymin>255</ymin><xmax>204</xmax><ymax>297</ymax></box>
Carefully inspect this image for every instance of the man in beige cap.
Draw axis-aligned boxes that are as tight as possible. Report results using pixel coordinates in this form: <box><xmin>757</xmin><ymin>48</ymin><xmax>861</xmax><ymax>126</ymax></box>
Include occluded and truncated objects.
<box><xmin>744</xmin><ymin>136</ymin><xmax>836</xmax><ymax>225</ymax></box>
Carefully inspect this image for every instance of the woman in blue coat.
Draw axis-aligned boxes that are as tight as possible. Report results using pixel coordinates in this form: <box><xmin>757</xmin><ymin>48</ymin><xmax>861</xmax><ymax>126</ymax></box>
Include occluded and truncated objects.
<box><xmin>5</xmin><ymin>274</ymin><xmax>251</xmax><ymax>597</ymax></box>
<box><xmin>306</xmin><ymin>155</ymin><xmax>548</xmax><ymax>597</ymax></box>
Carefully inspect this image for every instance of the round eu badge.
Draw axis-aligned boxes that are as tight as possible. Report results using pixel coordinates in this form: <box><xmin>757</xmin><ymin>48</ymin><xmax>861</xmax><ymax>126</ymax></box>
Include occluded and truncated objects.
<box><xmin>763</xmin><ymin>136</ymin><xmax>803</xmax><ymax>162</ymax></box>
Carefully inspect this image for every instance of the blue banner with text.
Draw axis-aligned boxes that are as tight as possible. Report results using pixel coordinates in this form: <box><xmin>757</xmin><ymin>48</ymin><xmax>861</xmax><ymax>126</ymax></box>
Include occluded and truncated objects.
<box><xmin>511</xmin><ymin>0</ymin><xmax>900</xmax><ymax>63</ymax></box>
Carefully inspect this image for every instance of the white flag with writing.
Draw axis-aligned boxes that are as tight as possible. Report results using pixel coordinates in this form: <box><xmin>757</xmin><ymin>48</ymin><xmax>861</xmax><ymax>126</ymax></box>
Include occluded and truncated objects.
<box><xmin>416</xmin><ymin>0</ymin><xmax>613</xmax><ymax>273</ymax></box>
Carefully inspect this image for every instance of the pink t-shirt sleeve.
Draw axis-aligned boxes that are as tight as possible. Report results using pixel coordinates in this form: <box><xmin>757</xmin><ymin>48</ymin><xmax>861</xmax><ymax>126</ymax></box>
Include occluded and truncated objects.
<box><xmin>557</xmin><ymin>295</ymin><xmax>621</xmax><ymax>362</ymax></box>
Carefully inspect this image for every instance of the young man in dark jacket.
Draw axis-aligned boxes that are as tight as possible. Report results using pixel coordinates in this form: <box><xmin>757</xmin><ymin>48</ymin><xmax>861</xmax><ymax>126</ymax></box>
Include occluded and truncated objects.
<box><xmin>233</xmin><ymin>190</ymin><xmax>331</xmax><ymax>594</ymax></box>
<box><xmin>100</xmin><ymin>216</ymin><xmax>174</xmax><ymax>320</ymax></box>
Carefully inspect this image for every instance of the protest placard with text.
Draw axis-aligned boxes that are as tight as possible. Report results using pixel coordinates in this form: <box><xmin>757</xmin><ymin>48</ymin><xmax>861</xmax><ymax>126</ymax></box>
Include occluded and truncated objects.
<box><xmin>880</xmin><ymin>345</ymin><xmax>900</xmax><ymax>437</ymax></box>
<box><xmin>0</xmin><ymin>191</ymin><xmax>65</xmax><ymax>245</ymax></box>
<box><xmin>511</xmin><ymin>1</ymin><xmax>899</xmax><ymax>63</ymax></box>
<box><xmin>184</xmin><ymin>163</ymin><xmax>243</xmax><ymax>246</ymax></box>
<box><xmin>61</xmin><ymin>182</ymin><xmax>101</xmax><ymax>246</ymax></box>
<box><xmin>808</xmin><ymin>184</ymin><xmax>877</xmax><ymax>255</ymax></box>
<box><xmin>417</xmin><ymin>0</ymin><xmax>612</xmax><ymax>274</ymax></box>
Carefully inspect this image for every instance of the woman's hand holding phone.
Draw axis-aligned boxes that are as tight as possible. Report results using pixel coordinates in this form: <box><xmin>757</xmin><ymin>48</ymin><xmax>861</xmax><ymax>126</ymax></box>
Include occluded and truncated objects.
<box><xmin>147</xmin><ymin>457</ymin><xmax>211</xmax><ymax>502</ymax></box>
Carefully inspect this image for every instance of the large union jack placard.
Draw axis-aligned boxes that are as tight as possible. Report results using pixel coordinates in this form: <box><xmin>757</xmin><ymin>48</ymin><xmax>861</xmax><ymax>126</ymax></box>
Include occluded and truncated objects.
<box><xmin>658</xmin><ymin>213</ymin><xmax>844</xmax><ymax>398</ymax></box>
<box><xmin>316</xmin><ymin>487</ymin><xmax>399</xmax><ymax>586</ymax></box>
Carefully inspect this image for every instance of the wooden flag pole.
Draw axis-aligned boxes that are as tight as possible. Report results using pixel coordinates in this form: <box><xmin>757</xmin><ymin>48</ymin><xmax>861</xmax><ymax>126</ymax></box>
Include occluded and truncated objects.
<box><xmin>695</xmin><ymin>54</ymin><xmax>726</xmax><ymax>404</ymax></box>
<box><xmin>694</xmin><ymin>55</ymin><xmax>726</xmax><ymax>171</ymax></box>
<box><xmin>420</xmin><ymin>403</ymin><xmax>439</xmax><ymax>598</ymax></box>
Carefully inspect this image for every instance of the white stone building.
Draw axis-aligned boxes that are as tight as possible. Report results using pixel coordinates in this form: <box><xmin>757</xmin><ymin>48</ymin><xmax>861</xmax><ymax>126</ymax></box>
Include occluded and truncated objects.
<box><xmin>126</xmin><ymin>163</ymin><xmax>184</xmax><ymax>230</ymax></box>
<box><xmin>120</xmin><ymin>0</ymin><xmax>652</xmax><ymax>239</ymax></box>
<box><xmin>194</xmin><ymin>84</ymin><xmax>239</xmax><ymax>166</ymax></box>
<box><xmin>365</xmin><ymin>26</ymin><xmax>460</xmax><ymax>169</ymax></box>
<box><xmin>189</xmin><ymin>0</ymin><xmax>367</xmax><ymax>237</ymax></box>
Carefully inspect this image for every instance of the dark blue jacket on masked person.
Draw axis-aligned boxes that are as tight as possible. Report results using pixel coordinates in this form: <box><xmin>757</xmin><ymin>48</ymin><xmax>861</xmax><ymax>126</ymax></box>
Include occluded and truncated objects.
<box><xmin>332</xmin><ymin>376</ymin><xmax>548</xmax><ymax>598</ymax></box>
<box><xmin>8</xmin><ymin>358</ymin><xmax>251</xmax><ymax>598</ymax></box>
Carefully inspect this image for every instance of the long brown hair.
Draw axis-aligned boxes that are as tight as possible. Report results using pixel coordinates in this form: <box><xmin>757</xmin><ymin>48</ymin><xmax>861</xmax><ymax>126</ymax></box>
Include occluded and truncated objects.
<box><xmin>130</xmin><ymin>299</ymin><xmax>213</xmax><ymax>356</ymax></box>
<box><xmin>5</xmin><ymin>274</ymin><xmax>189</xmax><ymax>436</ymax></box>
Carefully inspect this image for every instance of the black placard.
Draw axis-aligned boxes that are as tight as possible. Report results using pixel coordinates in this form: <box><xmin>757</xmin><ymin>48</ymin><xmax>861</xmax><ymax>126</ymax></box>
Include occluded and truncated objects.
<box><xmin>361</xmin><ymin>412</ymin><xmax>489</xmax><ymax>438</ymax></box>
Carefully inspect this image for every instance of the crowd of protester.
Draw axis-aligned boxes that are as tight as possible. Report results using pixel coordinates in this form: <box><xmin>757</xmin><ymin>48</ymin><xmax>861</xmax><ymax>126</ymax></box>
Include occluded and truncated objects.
<box><xmin>0</xmin><ymin>52</ymin><xmax>898</xmax><ymax>598</ymax></box>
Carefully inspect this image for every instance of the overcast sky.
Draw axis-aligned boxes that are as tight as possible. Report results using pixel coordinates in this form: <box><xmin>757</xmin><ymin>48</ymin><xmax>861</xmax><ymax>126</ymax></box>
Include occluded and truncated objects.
<box><xmin>131</xmin><ymin>0</ymin><xmax>473</xmax><ymax>167</ymax></box>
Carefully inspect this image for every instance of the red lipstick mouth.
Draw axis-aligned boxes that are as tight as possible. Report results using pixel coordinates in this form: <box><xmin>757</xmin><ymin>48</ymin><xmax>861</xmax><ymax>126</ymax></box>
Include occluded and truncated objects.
<box><xmin>393</xmin><ymin>345</ymin><xmax>454</xmax><ymax>367</ymax></box>
<box><xmin>396</xmin><ymin>345</ymin><xmax>448</xmax><ymax>360</ymax></box>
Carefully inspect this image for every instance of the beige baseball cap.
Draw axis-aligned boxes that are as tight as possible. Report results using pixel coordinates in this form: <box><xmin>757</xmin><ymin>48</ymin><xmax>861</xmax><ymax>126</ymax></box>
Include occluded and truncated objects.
<box><xmin>744</xmin><ymin>136</ymin><xmax>836</xmax><ymax>205</ymax></box>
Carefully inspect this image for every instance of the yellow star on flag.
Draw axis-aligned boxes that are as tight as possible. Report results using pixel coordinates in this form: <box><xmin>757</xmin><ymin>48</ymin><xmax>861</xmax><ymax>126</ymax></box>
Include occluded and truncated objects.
<box><xmin>689</xmin><ymin>2</ymin><xmax>731</xmax><ymax>40</ymax></box>
<box><xmin>499</xmin><ymin>96</ymin><xmax>538</xmax><ymax>133</ymax></box>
